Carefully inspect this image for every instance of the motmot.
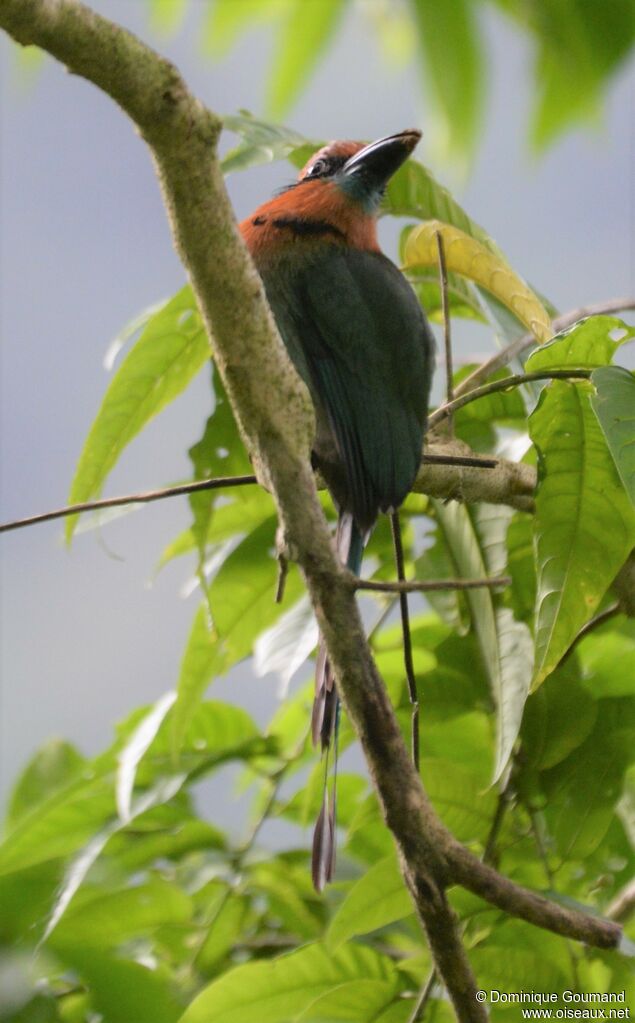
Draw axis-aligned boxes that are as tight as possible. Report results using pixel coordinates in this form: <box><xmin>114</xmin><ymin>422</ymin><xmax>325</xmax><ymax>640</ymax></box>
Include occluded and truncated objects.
<box><xmin>240</xmin><ymin>130</ymin><xmax>435</xmax><ymax>889</ymax></box>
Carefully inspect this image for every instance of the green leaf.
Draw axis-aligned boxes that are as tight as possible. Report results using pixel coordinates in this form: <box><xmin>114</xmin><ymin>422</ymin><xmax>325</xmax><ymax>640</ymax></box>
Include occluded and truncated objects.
<box><xmin>433</xmin><ymin>501</ymin><xmax>532</xmax><ymax>780</ymax></box>
<box><xmin>151</xmin><ymin>699</ymin><xmax>261</xmax><ymax>780</ymax></box>
<box><xmin>148</xmin><ymin>0</ymin><xmax>187</xmax><ymax>34</ymax></box>
<box><xmin>49</xmin><ymin>877</ymin><xmax>192</xmax><ymax>949</ymax></box>
<box><xmin>298</xmin><ymin>980</ymin><xmax>401</xmax><ymax>1022</ymax></box>
<box><xmin>187</xmin><ymin>365</ymin><xmax>253</xmax><ymax>619</ymax></box>
<box><xmin>578</xmin><ymin>621</ymin><xmax>635</xmax><ymax>698</ymax></box>
<box><xmin>521</xmin><ymin>662</ymin><xmax>597</xmax><ymax>771</ymax></box>
<box><xmin>423</xmin><ymin>757</ymin><xmax>497</xmax><ymax>841</ymax></box>
<box><xmin>195</xmin><ymin>892</ymin><xmax>250</xmax><ymax>974</ymax></box>
<box><xmin>409</xmin><ymin>0</ymin><xmax>485</xmax><ymax>166</ymax></box>
<box><xmin>543</xmin><ymin>707</ymin><xmax>633</xmax><ymax>860</ymax></box>
<box><xmin>170</xmin><ymin>517</ymin><xmax>304</xmax><ymax>754</ymax></box>
<box><xmin>55</xmin><ymin>947</ymin><xmax>182</xmax><ymax>1023</ymax></box>
<box><xmin>386</xmin><ymin>158</ymin><xmax>500</xmax><ymax>253</ymax></box>
<box><xmin>222</xmin><ymin>112</ymin><xmax>313</xmax><ymax>175</ymax></box>
<box><xmin>66</xmin><ymin>286</ymin><xmax>208</xmax><ymax>540</ymax></box>
<box><xmin>169</xmin><ymin>605</ymin><xmax>224</xmax><ymax>759</ymax></box>
<box><xmin>414</xmin><ymin>525</ymin><xmax>470</xmax><ymax>634</ymax></box>
<box><xmin>6</xmin><ymin>740</ymin><xmax>86</xmax><ymax>832</ymax></box>
<box><xmin>404</xmin><ymin>221</ymin><xmax>551</xmax><ymax>341</ymax></box>
<box><xmin>529</xmin><ymin>380</ymin><xmax>635</xmax><ymax>688</ymax></box>
<box><xmin>254</xmin><ymin>594</ymin><xmax>318</xmax><ymax>697</ymax></box>
<box><xmin>42</xmin><ymin>777</ymin><xmax>186</xmax><ymax>942</ymax></box>
<box><xmin>525</xmin><ymin>0</ymin><xmax>635</xmax><ymax>150</ymax></box>
<box><xmin>248</xmin><ymin>859</ymin><xmax>322</xmax><ymax>939</ymax></box>
<box><xmin>326</xmin><ymin>852</ymin><xmax>412</xmax><ymax>950</ymax></box>
<box><xmin>157</xmin><ymin>488</ymin><xmax>273</xmax><ymax>570</ymax></box>
<box><xmin>526</xmin><ymin>315</ymin><xmax>634</xmax><ymax>373</ymax></box>
<box><xmin>187</xmin><ymin>367</ymin><xmax>252</xmax><ymax>563</ymax></box>
<box><xmin>202</xmin><ymin>3</ymin><xmax>281</xmax><ymax>57</ymax></box>
<box><xmin>116</xmin><ymin>690</ymin><xmax>177</xmax><ymax>822</ymax></box>
<box><xmin>267</xmin><ymin>1</ymin><xmax>347</xmax><ymax>119</ymax></box>
<box><xmin>0</xmin><ymin>772</ymin><xmax>120</xmax><ymax>877</ymax></box>
<box><xmin>590</xmin><ymin>366</ymin><xmax>635</xmax><ymax>505</ymax></box>
<box><xmin>178</xmin><ymin>943</ymin><xmax>395</xmax><ymax>1023</ymax></box>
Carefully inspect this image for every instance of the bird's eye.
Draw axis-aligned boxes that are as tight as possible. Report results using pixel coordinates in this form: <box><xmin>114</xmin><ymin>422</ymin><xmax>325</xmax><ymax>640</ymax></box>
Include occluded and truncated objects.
<box><xmin>307</xmin><ymin>158</ymin><xmax>328</xmax><ymax>178</ymax></box>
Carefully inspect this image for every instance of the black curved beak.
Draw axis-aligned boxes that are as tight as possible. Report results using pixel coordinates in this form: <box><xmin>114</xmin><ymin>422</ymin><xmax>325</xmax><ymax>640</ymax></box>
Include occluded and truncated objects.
<box><xmin>342</xmin><ymin>129</ymin><xmax>421</xmax><ymax>190</ymax></box>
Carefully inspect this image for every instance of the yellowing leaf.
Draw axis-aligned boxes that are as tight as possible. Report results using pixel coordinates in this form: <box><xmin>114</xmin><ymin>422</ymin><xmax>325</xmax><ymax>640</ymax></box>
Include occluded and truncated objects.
<box><xmin>403</xmin><ymin>220</ymin><xmax>552</xmax><ymax>342</ymax></box>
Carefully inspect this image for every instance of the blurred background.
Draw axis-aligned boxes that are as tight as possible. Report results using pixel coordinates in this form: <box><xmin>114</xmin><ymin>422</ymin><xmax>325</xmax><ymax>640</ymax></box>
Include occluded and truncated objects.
<box><xmin>1</xmin><ymin>0</ymin><xmax>634</xmax><ymax>829</ymax></box>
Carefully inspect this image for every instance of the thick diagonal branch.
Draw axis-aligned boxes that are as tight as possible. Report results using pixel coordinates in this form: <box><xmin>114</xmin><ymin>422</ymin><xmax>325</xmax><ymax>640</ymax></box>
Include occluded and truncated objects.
<box><xmin>0</xmin><ymin>2</ymin><xmax>622</xmax><ymax>1016</ymax></box>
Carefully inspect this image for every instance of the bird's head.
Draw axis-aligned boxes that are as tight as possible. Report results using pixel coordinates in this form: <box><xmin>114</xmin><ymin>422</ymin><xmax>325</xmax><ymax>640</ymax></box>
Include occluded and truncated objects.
<box><xmin>241</xmin><ymin>130</ymin><xmax>421</xmax><ymax>256</ymax></box>
<box><xmin>298</xmin><ymin>129</ymin><xmax>421</xmax><ymax>213</ymax></box>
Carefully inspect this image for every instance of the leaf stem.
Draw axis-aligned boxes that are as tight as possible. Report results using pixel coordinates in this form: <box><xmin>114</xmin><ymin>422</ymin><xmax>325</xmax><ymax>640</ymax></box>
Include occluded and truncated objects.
<box><xmin>428</xmin><ymin>369</ymin><xmax>592</xmax><ymax>430</ymax></box>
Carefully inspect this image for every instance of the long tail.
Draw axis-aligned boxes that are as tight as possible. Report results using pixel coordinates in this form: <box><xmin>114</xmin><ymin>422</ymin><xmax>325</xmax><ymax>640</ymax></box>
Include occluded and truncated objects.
<box><xmin>311</xmin><ymin>512</ymin><xmax>364</xmax><ymax>892</ymax></box>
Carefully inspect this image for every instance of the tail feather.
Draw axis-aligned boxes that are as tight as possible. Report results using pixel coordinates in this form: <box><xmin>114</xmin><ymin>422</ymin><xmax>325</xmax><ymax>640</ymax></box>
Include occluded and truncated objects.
<box><xmin>311</xmin><ymin>513</ymin><xmax>364</xmax><ymax>891</ymax></box>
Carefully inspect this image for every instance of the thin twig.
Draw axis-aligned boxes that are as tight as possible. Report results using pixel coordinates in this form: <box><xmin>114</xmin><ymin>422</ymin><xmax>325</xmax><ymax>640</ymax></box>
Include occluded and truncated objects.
<box><xmin>435</xmin><ymin>231</ymin><xmax>454</xmax><ymax>434</ymax></box>
<box><xmin>0</xmin><ymin>455</ymin><xmax>496</xmax><ymax>537</ymax></box>
<box><xmin>0</xmin><ymin>474</ymin><xmax>258</xmax><ymax>534</ymax></box>
<box><xmin>454</xmin><ymin>297</ymin><xmax>635</xmax><ymax>398</ymax></box>
<box><xmin>390</xmin><ymin>512</ymin><xmax>419</xmax><ymax>771</ymax></box>
<box><xmin>422</xmin><ymin>452</ymin><xmax>497</xmax><ymax>469</ymax></box>
<box><xmin>275</xmin><ymin>553</ymin><xmax>289</xmax><ymax>604</ymax></box>
<box><xmin>355</xmin><ymin>576</ymin><xmax>510</xmax><ymax>594</ymax></box>
<box><xmin>408</xmin><ymin>969</ymin><xmax>438</xmax><ymax>1023</ymax></box>
<box><xmin>428</xmin><ymin>369</ymin><xmax>592</xmax><ymax>430</ymax></box>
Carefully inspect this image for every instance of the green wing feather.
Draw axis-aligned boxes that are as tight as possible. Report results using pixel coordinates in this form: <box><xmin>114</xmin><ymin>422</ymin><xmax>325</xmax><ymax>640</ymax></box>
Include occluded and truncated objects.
<box><xmin>281</xmin><ymin>247</ymin><xmax>434</xmax><ymax>527</ymax></box>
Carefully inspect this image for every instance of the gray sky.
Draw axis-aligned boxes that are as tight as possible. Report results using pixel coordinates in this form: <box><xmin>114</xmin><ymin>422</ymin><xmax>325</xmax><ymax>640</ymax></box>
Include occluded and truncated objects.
<box><xmin>1</xmin><ymin>2</ymin><xmax>634</xmax><ymax>832</ymax></box>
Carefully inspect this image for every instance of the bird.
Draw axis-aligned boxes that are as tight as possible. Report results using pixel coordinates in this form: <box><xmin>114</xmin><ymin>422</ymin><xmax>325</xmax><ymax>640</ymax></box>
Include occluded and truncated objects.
<box><xmin>240</xmin><ymin>130</ymin><xmax>435</xmax><ymax>890</ymax></box>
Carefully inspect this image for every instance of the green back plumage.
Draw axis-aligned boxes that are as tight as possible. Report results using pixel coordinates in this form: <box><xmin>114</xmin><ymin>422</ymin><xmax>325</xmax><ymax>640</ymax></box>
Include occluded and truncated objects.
<box><xmin>261</xmin><ymin>245</ymin><xmax>434</xmax><ymax>530</ymax></box>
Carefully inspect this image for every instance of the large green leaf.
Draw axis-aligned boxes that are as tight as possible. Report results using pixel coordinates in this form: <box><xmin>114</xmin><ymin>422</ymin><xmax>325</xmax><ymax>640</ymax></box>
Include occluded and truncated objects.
<box><xmin>522</xmin><ymin>0</ymin><xmax>635</xmax><ymax>150</ymax></box>
<box><xmin>202</xmin><ymin>1</ymin><xmax>280</xmax><ymax>57</ymax></box>
<box><xmin>526</xmin><ymin>315</ymin><xmax>634</xmax><ymax>373</ymax></box>
<box><xmin>0</xmin><ymin>771</ymin><xmax>120</xmax><ymax>877</ymax></box>
<box><xmin>298</xmin><ymin>980</ymin><xmax>401</xmax><ymax>1022</ymax></box>
<box><xmin>409</xmin><ymin>0</ymin><xmax>485</xmax><ymax>165</ymax></box>
<box><xmin>529</xmin><ymin>380</ymin><xmax>635</xmax><ymax>688</ymax></box>
<box><xmin>54</xmin><ymin>946</ymin><xmax>183</xmax><ymax>1023</ymax></box>
<box><xmin>5</xmin><ymin>740</ymin><xmax>86</xmax><ymax>832</ymax></box>
<box><xmin>169</xmin><ymin>517</ymin><xmax>304</xmax><ymax>755</ymax></box>
<box><xmin>385</xmin><ymin>158</ymin><xmax>500</xmax><ymax>255</ymax></box>
<box><xmin>578</xmin><ymin>621</ymin><xmax>635</xmax><ymax>698</ymax></box>
<box><xmin>433</xmin><ymin>500</ymin><xmax>532</xmax><ymax>780</ymax></box>
<box><xmin>543</xmin><ymin>703</ymin><xmax>635</xmax><ymax>860</ymax></box>
<box><xmin>178</xmin><ymin>942</ymin><xmax>395</xmax><ymax>1023</ymax></box>
<box><xmin>49</xmin><ymin>877</ymin><xmax>192</xmax><ymax>949</ymax></box>
<box><xmin>590</xmin><ymin>366</ymin><xmax>635</xmax><ymax>505</ymax></box>
<box><xmin>326</xmin><ymin>852</ymin><xmax>412</xmax><ymax>951</ymax></box>
<box><xmin>423</xmin><ymin>757</ymin><xmax>497</xmax><ymax>841</ymax></box>
<box><xmin>520</xmin><ymin>661</ymin><xmax>597</xmax><ymax>771</ymax></box>
<box><xmin>267</xmin><ymin>0</ymin><xmax>347</xmax><ymax>119</ymax></box>
<box><xmin>66</xmin><ymin>287</ymin><xmax>208</xmax><ymax>540</ymax></box>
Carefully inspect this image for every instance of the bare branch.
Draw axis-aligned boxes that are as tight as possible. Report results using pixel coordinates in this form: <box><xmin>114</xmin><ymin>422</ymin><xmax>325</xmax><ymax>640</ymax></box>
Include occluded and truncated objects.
<box><xmin>0</xmin><ymin>475</ymin><xmax>257</xmax><ymax>534</ymax></box>
<box><xmin>354</xmin><ymin>576</ymin><xmax>510</xmax><ymax>594</ymax></box>
<box><xmin>0</xmin><ymin>452</ymin><xmax>501</xmax><ymax>537</ymax></box>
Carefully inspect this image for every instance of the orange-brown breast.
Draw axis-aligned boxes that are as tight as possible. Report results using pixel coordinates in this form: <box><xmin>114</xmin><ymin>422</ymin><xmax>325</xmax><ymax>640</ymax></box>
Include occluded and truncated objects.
<box><xmin>240</xmin><ymin>179</ymin><xmax>380</xmax><ymax>261</ymax></box>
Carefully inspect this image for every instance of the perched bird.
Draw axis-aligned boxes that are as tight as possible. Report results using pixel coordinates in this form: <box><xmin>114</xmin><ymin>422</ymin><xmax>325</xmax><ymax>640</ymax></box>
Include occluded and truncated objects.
<box><xmin>240</xmin><ymin>130</ymin><xmax>435</xmax><ymax>889</ymax></box>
